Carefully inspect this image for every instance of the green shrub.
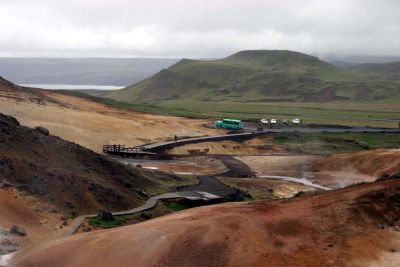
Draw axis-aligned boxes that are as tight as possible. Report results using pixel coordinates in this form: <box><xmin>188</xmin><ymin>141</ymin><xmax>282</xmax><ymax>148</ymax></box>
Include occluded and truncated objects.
<box><xmin>89</xmin><ymin>215</ymin><xmax>129</xmax><ymax>228</ymax></box>
<box><xmin>389</xmin><ymin>194</ymin><xmax>400</xmax><ymax>203</ymax></box>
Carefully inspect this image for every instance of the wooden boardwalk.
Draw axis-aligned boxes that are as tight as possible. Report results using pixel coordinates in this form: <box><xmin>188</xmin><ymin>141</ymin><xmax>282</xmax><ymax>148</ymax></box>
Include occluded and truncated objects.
<box><xmin>65</xmin><ymin>190</ymin><xmax>221</xmax><ymax>236</ymax></box>
<box><xmin>103</xmin><ymin>144</ymin><xmax>157</xmax><ymax>156</ymax></box>
<box><xmin>141</xmin><ymin>132</ymin><xmax>260</xmax><ymax>152</ymax></box>
<box><xmin>103</xmin><ymin>126</ymin><xmax>400</xmax><ymax>156</ymax></box>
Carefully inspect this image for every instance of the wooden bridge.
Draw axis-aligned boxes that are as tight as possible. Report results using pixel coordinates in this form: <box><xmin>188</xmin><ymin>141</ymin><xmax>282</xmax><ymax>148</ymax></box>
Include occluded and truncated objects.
<box><xmin>102</xmin><ymin>144</ymin><xmax>157</xmax><ymax>156</ymax></box>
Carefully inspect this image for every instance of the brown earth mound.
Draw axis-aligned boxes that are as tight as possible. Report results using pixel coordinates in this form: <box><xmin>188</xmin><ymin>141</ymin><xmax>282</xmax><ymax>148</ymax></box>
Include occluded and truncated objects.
<box><xmin>15</xmin><ymin>177</ymin><xmax>400</xmax><ymax>267</ymax></box>
<box><xmin>0</xmin><ymin>113</ymin><xmax>186</xmax><ymax>214</ymax></box>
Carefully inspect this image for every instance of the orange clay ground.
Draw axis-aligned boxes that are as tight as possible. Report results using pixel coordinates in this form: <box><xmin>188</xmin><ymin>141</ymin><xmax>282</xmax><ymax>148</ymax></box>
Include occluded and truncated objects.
<box><xmin>15</xmin><ymin>177</ymin><xmax>400</xmax><ymax>267</ymax></box>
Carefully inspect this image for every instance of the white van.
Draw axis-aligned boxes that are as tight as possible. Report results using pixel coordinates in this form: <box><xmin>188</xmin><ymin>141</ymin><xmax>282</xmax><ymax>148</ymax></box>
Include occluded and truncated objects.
<box><xmin>292</xmin><ymin>118</ymin><xmax>302</xmax><ymax>124</ymax></box>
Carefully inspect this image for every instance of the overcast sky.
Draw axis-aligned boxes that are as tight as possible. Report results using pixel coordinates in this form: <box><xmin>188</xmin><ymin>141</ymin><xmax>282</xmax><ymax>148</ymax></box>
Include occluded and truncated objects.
<box><xmin>0</xmin><ymin>0</ymin><xmax>399</xmax><ymax>58</ymax></box>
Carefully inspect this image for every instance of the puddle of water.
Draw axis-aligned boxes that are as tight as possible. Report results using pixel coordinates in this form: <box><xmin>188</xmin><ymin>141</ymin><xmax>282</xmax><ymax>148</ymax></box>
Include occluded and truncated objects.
<box><xmin>143</xmin><ymin>166</ymin><xmax>159</xmax><ymax>170</ymax></box>
<box><xmin>259</xmin><ymin>175</ymin><xmax>331</xmax><ymax>190</ymax></box>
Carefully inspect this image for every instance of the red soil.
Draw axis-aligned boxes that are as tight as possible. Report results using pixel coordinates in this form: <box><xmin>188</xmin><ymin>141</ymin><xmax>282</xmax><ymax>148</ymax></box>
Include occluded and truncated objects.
<box><xmin>16</xmin><ymin>177</ymin><xmax>400</xmax><ymax>267</ymax></box>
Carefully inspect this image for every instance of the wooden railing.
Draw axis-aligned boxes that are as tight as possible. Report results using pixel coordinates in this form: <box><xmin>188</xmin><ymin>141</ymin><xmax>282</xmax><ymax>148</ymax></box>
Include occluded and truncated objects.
<box><xmin>103</xmin><ymin>144</ymin><xmax>143</xmax><ymax>154</ymax></box>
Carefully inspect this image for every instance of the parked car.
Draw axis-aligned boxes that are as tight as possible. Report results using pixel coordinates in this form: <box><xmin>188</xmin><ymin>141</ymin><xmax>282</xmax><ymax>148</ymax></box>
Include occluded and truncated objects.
<box><xmin>260</xmin><ymin>118</ymin><xmax>269</xmax><ymax>124</ymax></box>
<box><xmin>270</xmin><ymin>118</ymin><xmax>277</xmax><ymax>124</ymax></box>
<box><xmin>292</xmin><ymin>118</ymin><xmax>302</xmax><ymax>124</ymax></box>
<box><xmin>282</xmin><ymin>119</ymin><xmax>289</xmax><ymax>125</ymax></box>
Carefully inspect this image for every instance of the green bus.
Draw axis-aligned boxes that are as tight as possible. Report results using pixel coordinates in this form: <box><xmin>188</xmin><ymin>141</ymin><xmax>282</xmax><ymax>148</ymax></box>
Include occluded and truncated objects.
<box><xmin>215</xmin><ymin>119</ymin><xmax>243</xmax><ymax>129</ymax></box>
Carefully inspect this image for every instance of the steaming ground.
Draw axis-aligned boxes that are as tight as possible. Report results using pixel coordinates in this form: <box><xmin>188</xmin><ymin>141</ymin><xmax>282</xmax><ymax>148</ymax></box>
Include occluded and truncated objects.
<box><xmin>235</xmin><ymin>149</ymin><xmax>400</xmax><ymax>190</ymax></box>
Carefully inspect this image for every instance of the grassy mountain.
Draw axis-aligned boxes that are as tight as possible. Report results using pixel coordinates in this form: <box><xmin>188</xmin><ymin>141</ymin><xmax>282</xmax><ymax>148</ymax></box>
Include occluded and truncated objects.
<box><xmin>348</xmin><ymin>61</ymin><xmax>400</xmax><ymax>81</ymax></box>
<box><xmin>107</xmin><ymin>50</ymin><xmax>400</xmax><ymax>103</ymax></box>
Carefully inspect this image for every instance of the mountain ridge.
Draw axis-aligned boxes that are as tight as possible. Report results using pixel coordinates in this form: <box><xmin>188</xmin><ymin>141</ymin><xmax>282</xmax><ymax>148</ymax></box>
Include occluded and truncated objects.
<box><xmin>108</xmin><ymin>50</ymin><xmax>400</xmax><ymax>103</ymax></box>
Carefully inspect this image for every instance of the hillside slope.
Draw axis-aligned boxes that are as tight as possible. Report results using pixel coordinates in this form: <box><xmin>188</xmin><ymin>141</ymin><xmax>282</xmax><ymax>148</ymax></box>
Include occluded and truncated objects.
<box><xmin>16</xmin><ymin>176</ymin><xmax>400</xmax><ymax>267</ymax></box>
<box><xmin>0</xmin><ymin>113</ymin><xmax>187</xmax><ymax>214</ymax></box>
<box><xmin>0</xmin><ymin>76</ymin><xmax>219</xmax><ymax>152</ymax></box>
<box><xmin>108</xmin><ymin>50</ymin><xmax>400</xmax><ymax>102</ymax></box>
<box><xmin>349</xmin><ymin>61</ymin><xmax>400</xmax><ymax>81</ymax></box>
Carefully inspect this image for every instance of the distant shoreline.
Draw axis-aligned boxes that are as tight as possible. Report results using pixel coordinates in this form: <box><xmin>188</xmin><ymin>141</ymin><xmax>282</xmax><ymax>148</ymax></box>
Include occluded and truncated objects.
<box><xmin>19</xmin><ymin>84</ymin><xmax>123</xmax><ymax>90</ymax></box>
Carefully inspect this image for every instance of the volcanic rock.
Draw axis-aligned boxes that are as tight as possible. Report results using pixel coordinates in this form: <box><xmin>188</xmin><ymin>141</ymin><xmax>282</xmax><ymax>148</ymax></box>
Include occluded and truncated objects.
<box><xmin>9</xmin><ymin>225</ymin><xmax>26</xmax><ymax>236</ymax></box>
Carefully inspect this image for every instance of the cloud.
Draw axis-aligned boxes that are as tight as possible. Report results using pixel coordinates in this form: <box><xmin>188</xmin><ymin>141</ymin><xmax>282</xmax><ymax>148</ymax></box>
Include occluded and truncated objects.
<box><xmin>0</xmin><ymin>0</ymin><xmax>399</xmax><ymax>57</ymax></box>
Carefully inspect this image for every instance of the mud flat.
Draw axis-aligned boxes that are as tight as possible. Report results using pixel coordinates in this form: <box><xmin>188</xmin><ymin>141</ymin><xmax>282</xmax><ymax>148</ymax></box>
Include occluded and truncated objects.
<box><xmin>114</xmin><ymin>156</ymin><xmax>228</xmax><ymax>175</ymax></box>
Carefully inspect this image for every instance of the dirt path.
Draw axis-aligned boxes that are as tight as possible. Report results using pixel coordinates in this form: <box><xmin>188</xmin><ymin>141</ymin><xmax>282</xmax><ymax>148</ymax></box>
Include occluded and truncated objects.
<box><xmin>212</xmin><ymin>155</ymin><xmax>255</xmax><ymax>177</ymax></box>
<box><xmin>177</xmin><ymin>176</ymin><xmax>235</xmax><ymax>197</ymax></box>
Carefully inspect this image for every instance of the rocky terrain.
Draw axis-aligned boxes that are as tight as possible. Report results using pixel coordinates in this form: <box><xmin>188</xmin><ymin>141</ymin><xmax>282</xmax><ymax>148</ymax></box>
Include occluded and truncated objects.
<box><xmin>0</xmin><ymin>113</ymin><xmax>190</xmax><ymax>213</ymax></box>
<box><xmin>0</xmin><ymin>110</ymin><xmax>197</xmax><ymax>265</ymax></box>
<box><xmin>0</xmin><ymin>76</ymin><xmax>211</xmax><ymax>265</ymax></box>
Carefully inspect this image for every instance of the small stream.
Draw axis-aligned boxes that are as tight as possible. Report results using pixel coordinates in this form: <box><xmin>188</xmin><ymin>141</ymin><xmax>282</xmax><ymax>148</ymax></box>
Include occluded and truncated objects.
<box><xmin>258</xmin><ymin>175</ymin><xmax>331</xmax><ymax>190</ymax></box>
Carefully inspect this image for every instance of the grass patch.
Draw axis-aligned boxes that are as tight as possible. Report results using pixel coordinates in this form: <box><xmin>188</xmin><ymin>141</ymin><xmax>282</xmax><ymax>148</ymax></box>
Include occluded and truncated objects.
<box><xmin>389</xmin><ymin>194</ymin><xmax>400</xmax><ymax>203</ymax></box>
<box><xmin>100</xmin><ymin>98</ymin><xmax>400</xmax><ymax>128</ymax></box>
<box><xmin>164</xmin><ymin>202</ymin><xmax>191</xmax><ymax>212</ymax></box>
<box><xmin>74</xmin><ymin>87</ymin><xmax>400</xmax><ymax>128</ymax></box>
<box><xmin>89</xmin><ymin>215</ymin><xmax>130</xmax><ymax>228</ymax></box>
<box><xmin>274</xmin><ymin>132</ymin><xmax>400</xmax><ymax>155</ymax></box>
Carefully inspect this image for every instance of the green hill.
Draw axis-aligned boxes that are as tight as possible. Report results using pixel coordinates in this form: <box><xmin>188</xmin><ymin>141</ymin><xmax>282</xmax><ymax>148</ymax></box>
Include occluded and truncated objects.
<box><xmin>348</xmin><ymin>61</ymin><xmax>400</xmax><ymax>81</ymax></box>
<box><xmin>107</xmin><ymin>50</ymin><xmax>400</xmax><ymax>103</ymax></box>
